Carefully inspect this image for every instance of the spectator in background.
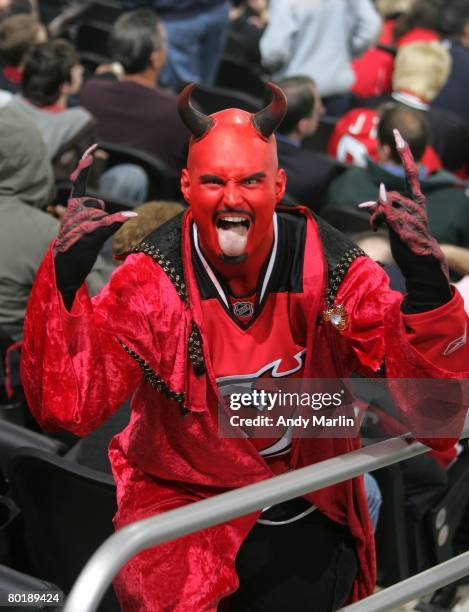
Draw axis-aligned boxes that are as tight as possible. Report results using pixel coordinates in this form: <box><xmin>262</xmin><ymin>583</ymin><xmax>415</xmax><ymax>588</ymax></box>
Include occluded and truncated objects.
<box><xmin>323</xmin><ymin>104</ymin><xmax>469</xmax><ymax>266</ymax></box>
<box><xmin>375</xmin><ymin>0</ymin><xmax>415</xmax><ymax>18</ymax></box>
<box><xmin>228</xmin><ymin>0</ymin><xmax>268</xmax><ymax>70</ymax></box>
<box><xmin>13</xmin><ymin>39</ymin><xmax>148</xmax><ymax>202</ymax></box>
<box><xmin>12</xmin><ymin>39</ymin><xmax>93</xmax><ymax>162</ymax></box>
<box><xmin>351</xmin><ymin>0</ymin><xmax>415</xmax><ymax>101</ymax></box>
<box><xmin>260</xmin><ymin>0</ymin><xmax>381</xmax><ymax>116</ymax></box>
<box><xmin>80</xmin><ymin>9</ymin><xmax>189</xmax><ymax>173</ymax></box>
<box><xmin>433</xmin><ymin>0</ymin><xmax>469</xmax><ymax>127</ymax></box>
<box><xmin>391</xmin><ymin>0</ymin><xmax>442</xmax><ymax>46</ymax></box>
<box><xmin>0</xmin><ymin>104</ymin><xmax>109</xmax><ymax>341</ymax></box>
<box><xmin>0</xmin><ymin>0</ymin><xmax>36</xmax><ymax>18</ymax></box>
<box><xmin>352</xmin><ymin>0</ymin><xmax>453</xmax><ymax>105</ymax></box>
<box><xmin>0</xmin><ymin>13</ymin><xmax>46</xmax><ymax>92</ymax></box>
<box><xmin>274</xmin><ymin>75</ymin><xmax>339</xmax><ymax>211</ymax></box>
<box><xmin>121</xmin><ymin>0</ymin><xmax>230</xmax><ymax>92</ymax></box>
<box><xmin>391</xmin><ymin>40</ymin><xmax>469</xmax><ymax>176</ymax></box>
<box><xmin>329</xmin><ymin>40</ymin><xmax>469</xmax><ymax>177</ymax></box>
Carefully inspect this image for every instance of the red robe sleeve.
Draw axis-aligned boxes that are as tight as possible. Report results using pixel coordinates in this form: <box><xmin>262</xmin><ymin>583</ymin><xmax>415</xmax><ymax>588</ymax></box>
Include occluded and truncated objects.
<box><xmin>334</xmin><ymin>257</ymin><xmax>469</xmax><ymax>448</ymax></box>
<box><xmin>20</xmin><ymin>244</ymin><xmax>163</xmax><ymax>436</ymax></box>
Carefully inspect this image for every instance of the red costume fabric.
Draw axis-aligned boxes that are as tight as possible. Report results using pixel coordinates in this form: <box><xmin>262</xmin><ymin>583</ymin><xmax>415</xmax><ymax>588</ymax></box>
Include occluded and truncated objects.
<box><xmin>20</xmin><ymin>203</ymin><xmax>469</xmax><ymax>611</ymax></box>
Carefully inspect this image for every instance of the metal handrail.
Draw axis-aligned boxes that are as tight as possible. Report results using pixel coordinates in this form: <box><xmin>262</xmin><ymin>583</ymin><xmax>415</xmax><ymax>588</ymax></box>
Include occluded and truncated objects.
<box><xmin>340</xmin><ymin>550</ymin><xmax>469</xmax><ymax>611</ymax></box>
<box><xmin>64</xmin><ymin>419</ymin><xmax>469</xmax><ymax>612</ymax></box>
<box><xmin>64</xmin><ymin>430</ymin><xmax>464</xmax><ymax>612</ymax></box>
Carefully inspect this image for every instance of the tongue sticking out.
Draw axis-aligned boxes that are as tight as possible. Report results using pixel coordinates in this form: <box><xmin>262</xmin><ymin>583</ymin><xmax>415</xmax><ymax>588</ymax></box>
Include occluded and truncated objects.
<box><xmin>217</xmin><ymin>224</ymin><xmax>249</xmax><ymax>257</ymax></box>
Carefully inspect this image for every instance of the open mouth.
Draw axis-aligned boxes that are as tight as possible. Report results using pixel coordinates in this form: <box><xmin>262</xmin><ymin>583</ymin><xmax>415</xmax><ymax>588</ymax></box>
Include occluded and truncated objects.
<box><xmin>216</xmin><ymin>216</ymin><xmax>251</xmax><ymax>231</ymax></box>
<box><xmin>215</xmin><ymin>214</ymin><xmax>252</xmax><ymax>258</ymax></box>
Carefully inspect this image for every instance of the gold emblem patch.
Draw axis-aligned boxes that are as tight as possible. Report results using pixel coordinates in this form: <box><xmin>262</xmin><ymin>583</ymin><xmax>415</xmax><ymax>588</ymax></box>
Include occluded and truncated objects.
<box><xmin>323</xmin><ymin>304</ymin><xmax>349</xmax><ymax>331</ymax></box>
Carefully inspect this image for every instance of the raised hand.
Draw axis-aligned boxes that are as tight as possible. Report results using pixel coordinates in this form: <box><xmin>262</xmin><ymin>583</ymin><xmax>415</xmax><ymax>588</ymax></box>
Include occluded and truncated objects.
<box><xmin>55</xmin><ymin>144</ymin><xmax>137</xmax><ymax>254</ymax></box>
<box><xmin>54</xmin><ymin>145</ymin><xmax>137</xmax><ymax>309</ymax></box>
<box><xmin>358</xmin><ymin>129</ymin><xmax>451</xmax><ymax>313</ymax></box>
<box><xmin>358</xmin><ymin>129</ymin><xmax>448</xmax><ymax>277</ymax></box>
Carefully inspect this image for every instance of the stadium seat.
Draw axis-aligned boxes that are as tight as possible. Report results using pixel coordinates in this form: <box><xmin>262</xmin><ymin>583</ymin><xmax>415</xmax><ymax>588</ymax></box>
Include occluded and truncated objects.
<box><xmin>0</xmin><ymin>421</ymin><xmax>67</xmax><ymax>489</ymax></box>
<box><xmin>215</xmin><ymin>55</ymin><xmax>266</xmax><ymax>100</ymax></box>
<box><xmin>97</xmin><ymin>140</ymin><xmax>181</xmax><ymax>202</ymax></box>
<box><xmin>82</xmin><ymin>0</ymin><xmax>124</xmax><ymax>24</ymax></box>
<box><xmin>0</xmin><ymin>494</ymin><xmax>22</xmax><ymax>569</ymax></box>
<box><xmin>0</xmin><ymin>564</ymin><xmax>61</xmax><ymax>611</ymax></box>
<box><xmin>374</xmin><ymin>442</ymin><xmax>469</xmax><ymax>587</ymax></box>
<box><xmin>191</xmin><ymin>84</ymin><xmax>262</xmax><ymax>115</ymax></box>
<box><xmin>0</xmin><ymin>425</ymin><xmax>68</xmax><ymax>570</ymax></box>
<box><xmin>7</xmin><ymin>448</ymin><xmax>119</xmax><ymax>611</ymax></box>
<box><xmin>223</xmin><ymin>30</ymin><xmax>248</xmax><ymax>60</ymax></box>
<box><xmin>75</xmin><ymin>20</ymin><xmax>113</xmax><ymax>73</ymax></box>
<box><xmin>51</xmin><ymin>117</ymin><xmax>97</xmax><ymax>184</ymax></box>
<box><xmin>0</xmin><ymin>330</ymin><xmax>32</xmax><ymax>430</ymax></box>
<box><xmin>38</xmin><ymin>0</ymin><xmax>68</xmax><ymax>25</ymax></box>
<box><xmin>320</xmin><ymin>198</ymin><xmax>370</xmax><ymax>237</ymax></box>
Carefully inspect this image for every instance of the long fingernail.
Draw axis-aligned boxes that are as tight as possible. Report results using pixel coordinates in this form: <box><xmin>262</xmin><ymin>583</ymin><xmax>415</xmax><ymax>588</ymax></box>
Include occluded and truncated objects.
<box><xmin>121</xmin><ymin>211</ymin><xmax>138</xmax><ymax>217</ymax></box>
<box><xmin>358</xmin><ymin>201</ymin><xmax>376</xmax><ymax>208</ymax></box>
<box><xmin>379</xmin><ymin>183</ymin><xmax>387</xmax><ymax>202</ymax></box>
<box><xmin>82</xmin><ymin>143</ymin><xmax>98</xmax><ymax>159</ymax></box>
<box><xmin>393</xmin><ymin>129</ymin><xmax>405</xmax><ymax>150</ymax></box>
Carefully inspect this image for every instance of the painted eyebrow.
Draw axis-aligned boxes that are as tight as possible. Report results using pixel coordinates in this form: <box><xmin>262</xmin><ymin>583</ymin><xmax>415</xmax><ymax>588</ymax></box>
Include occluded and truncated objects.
<box><xmin>199</xmin><ymin>174</ymin><xmax>225</xmax><ymax>183</ymax></box>
<box><xmin>242</xmin><ymin>172</ymin><xmax>266</xmax><ymax>181</ymax></box>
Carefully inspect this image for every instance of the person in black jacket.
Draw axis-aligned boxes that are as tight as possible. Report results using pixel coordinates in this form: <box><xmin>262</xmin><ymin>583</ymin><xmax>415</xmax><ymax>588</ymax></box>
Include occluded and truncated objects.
<box><xmin>275</xmin><ymin>75</ymin><xmax>341</xmax><ymax>212</ymax></box>
<box><xmin>433</xmin><ymin>0</ymin><xmax>469</xmax><ymax>127</ymax></box>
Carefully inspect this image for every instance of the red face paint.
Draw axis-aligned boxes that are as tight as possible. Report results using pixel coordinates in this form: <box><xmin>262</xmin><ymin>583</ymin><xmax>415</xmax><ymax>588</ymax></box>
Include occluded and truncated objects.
<box><xmin>181</xmin><ymin>108</ymin><xmax>286</xmax><ymax>276</ymax></box>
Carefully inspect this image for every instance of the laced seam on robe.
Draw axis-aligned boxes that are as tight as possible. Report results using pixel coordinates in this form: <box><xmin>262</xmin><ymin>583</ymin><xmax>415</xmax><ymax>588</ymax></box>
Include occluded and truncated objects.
<box><xmin>118</xmin><ymin>339</ymin><xmax>190</xmax><ymax>416</ymax></box>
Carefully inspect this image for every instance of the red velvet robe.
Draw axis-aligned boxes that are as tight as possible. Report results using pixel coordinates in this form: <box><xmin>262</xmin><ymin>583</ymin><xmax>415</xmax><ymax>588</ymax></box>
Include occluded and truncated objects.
<box><xmin>21</xmin><ymin>208</ymin><xmax>469</xmax><ymax>611</ymax></box>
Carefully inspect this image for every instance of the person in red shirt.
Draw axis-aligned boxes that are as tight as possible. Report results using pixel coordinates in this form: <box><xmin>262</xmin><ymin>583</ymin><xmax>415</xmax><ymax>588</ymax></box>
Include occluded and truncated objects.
<box><xmin>20</xmin><ymin>83</ymin><xmax>469</xmax><ymax>611</ymax></box>
<box><xmin>329</xmin><ymin>39</ymin><xmax>469</xmax><ymax>176</ymax></box>
<box><xmin>352</xmin><ymin>0</ymin><xmax>441</xmax><ymax>100</ymax></box>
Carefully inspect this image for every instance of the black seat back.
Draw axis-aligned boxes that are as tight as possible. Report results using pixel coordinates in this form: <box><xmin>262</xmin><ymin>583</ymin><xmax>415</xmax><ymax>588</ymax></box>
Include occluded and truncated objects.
<box><xmin>97</xmin><ymin>140</ymin><xmax>181</xmax><ymax>202</ymax></box>
<box><xmin>0</xmin><ymin>422</ymin><xmax>67</xmax><ymax>491</ymax></box>
<box><xmin>215</xmin><ymin>55</ymin><xmax>266</xmax><ymax>99</ymax></box>
<box><xmin>191</xmin><ymin>84</ymin><xmax>262</xmax><ymax>115</ymax></box>
<box><xmin>7</xmin><ymin>449</ymin><xmax>118</xmax><ymax>610</ymax></box>
<box><xmin>0</xmin><ymin>564</ymin><xmax>61</xmax><ymax>611</ymax></box>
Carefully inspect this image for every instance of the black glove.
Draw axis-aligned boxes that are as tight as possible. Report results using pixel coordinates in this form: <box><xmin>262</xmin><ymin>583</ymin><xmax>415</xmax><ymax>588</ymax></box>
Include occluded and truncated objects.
<box><xmin>359</xmin><ymin>130</ymin><xmax>451</xmax><ymax>314</ymax></box>
<box><xmin>54</xmin><ymin>145</ymin><xmax>137</xmax><ymax>310</ymax></box>
<box><xmin>388</xmin><ymin>228</ymin><xmax>452</xmax><ymax>314</ymax></box>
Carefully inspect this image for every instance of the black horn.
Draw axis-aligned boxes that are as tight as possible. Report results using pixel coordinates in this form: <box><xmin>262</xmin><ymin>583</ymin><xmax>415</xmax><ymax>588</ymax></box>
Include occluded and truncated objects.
<box><xmin>178</xmin><ymin>83</ymin><xmax>214</xmax><ymax>140</ymax></box>
<box><xmin>252</xmin><ymin>83</ymin><xmax>287</xmax><ymax>139</ymax></box>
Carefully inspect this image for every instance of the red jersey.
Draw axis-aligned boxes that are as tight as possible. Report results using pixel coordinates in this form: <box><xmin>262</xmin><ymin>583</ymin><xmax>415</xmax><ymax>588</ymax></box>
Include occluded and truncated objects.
<box><xmin>351</xmin><ymin>21</ymin><xmax>440</xmax><ymax>99</ymax></box>
<box><xmin>328</xmin><ymin>107</ymin><xmax>442</xmax><ymax>173</ymax></box>
<box><xmin>192</xmin><ymin>213</ymin><xmax>308</xmax><ymax>469</ymax></box>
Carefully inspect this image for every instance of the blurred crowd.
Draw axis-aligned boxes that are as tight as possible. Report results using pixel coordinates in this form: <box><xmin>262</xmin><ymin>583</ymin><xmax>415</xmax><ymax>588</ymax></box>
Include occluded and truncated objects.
<box><xmin>1</xmin><ymin>0</ymin><xmax>469</xmax><ymax>362</ymax></box>
<box><xmin>1</xmin><ymin>3</ymin><xmax>469</xmax><ymax>608</ymax></box>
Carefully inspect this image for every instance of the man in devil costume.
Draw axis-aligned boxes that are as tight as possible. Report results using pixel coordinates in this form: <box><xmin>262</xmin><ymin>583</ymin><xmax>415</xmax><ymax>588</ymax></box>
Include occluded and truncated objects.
<box><xmin>21</xmin><ymin>83</ymin><xmax>469</xmax><ymax>611</ymax></box>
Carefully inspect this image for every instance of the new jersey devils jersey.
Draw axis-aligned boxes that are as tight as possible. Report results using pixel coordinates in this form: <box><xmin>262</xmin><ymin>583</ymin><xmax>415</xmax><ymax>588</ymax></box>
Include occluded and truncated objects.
<box><xmin>328</xmin><ymin>107</ymin><xmax>442</xmax><ymax>173</ymax></box>
<box><xmin>192</xmin><ymin>212</ymin><xmax>310</xmax><ymax>465</ymax></box>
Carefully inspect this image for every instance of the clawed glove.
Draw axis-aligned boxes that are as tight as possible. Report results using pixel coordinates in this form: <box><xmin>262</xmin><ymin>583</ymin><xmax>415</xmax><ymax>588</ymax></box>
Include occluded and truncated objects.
<box><xmin>359</xmin><ymin>129</ymin><xmax>452</xmax><ymax>314</ymax></box>
<box><xmin>54</xmin><ymin>145</ymin><xmax>137</xmax><ymax>309</ymax></box>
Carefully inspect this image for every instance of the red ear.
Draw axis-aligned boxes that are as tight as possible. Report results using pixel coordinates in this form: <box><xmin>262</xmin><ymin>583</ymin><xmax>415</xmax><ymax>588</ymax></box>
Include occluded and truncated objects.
<box><xmin>275</xmin><ymin>168</ymin><xmax>287</xmax><ymax>203</ymax></box>
<box><xmin>180</xmin><ymin>169</ymin><xmax>191</xmax><ymax>203</ymax></box>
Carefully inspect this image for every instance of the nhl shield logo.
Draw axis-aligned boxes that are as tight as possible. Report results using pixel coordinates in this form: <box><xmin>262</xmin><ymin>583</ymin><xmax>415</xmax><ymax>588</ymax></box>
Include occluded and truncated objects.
<box><xmin>233</xmin><ymin>301</ymin><xmax>254</xmax><ymax>318</ymax></box>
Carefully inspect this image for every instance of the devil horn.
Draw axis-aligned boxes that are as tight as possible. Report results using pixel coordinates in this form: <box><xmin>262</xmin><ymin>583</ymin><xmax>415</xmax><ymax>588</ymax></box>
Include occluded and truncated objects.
<box><xmin>178</xmin><ymin>83</ymin><xmax>214</xmax><ymax>139</ymax></box>
<box><xmin>252</xmin><ymin>82</ymin><xmax>287</xmax><ymax>139</ymax></box>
